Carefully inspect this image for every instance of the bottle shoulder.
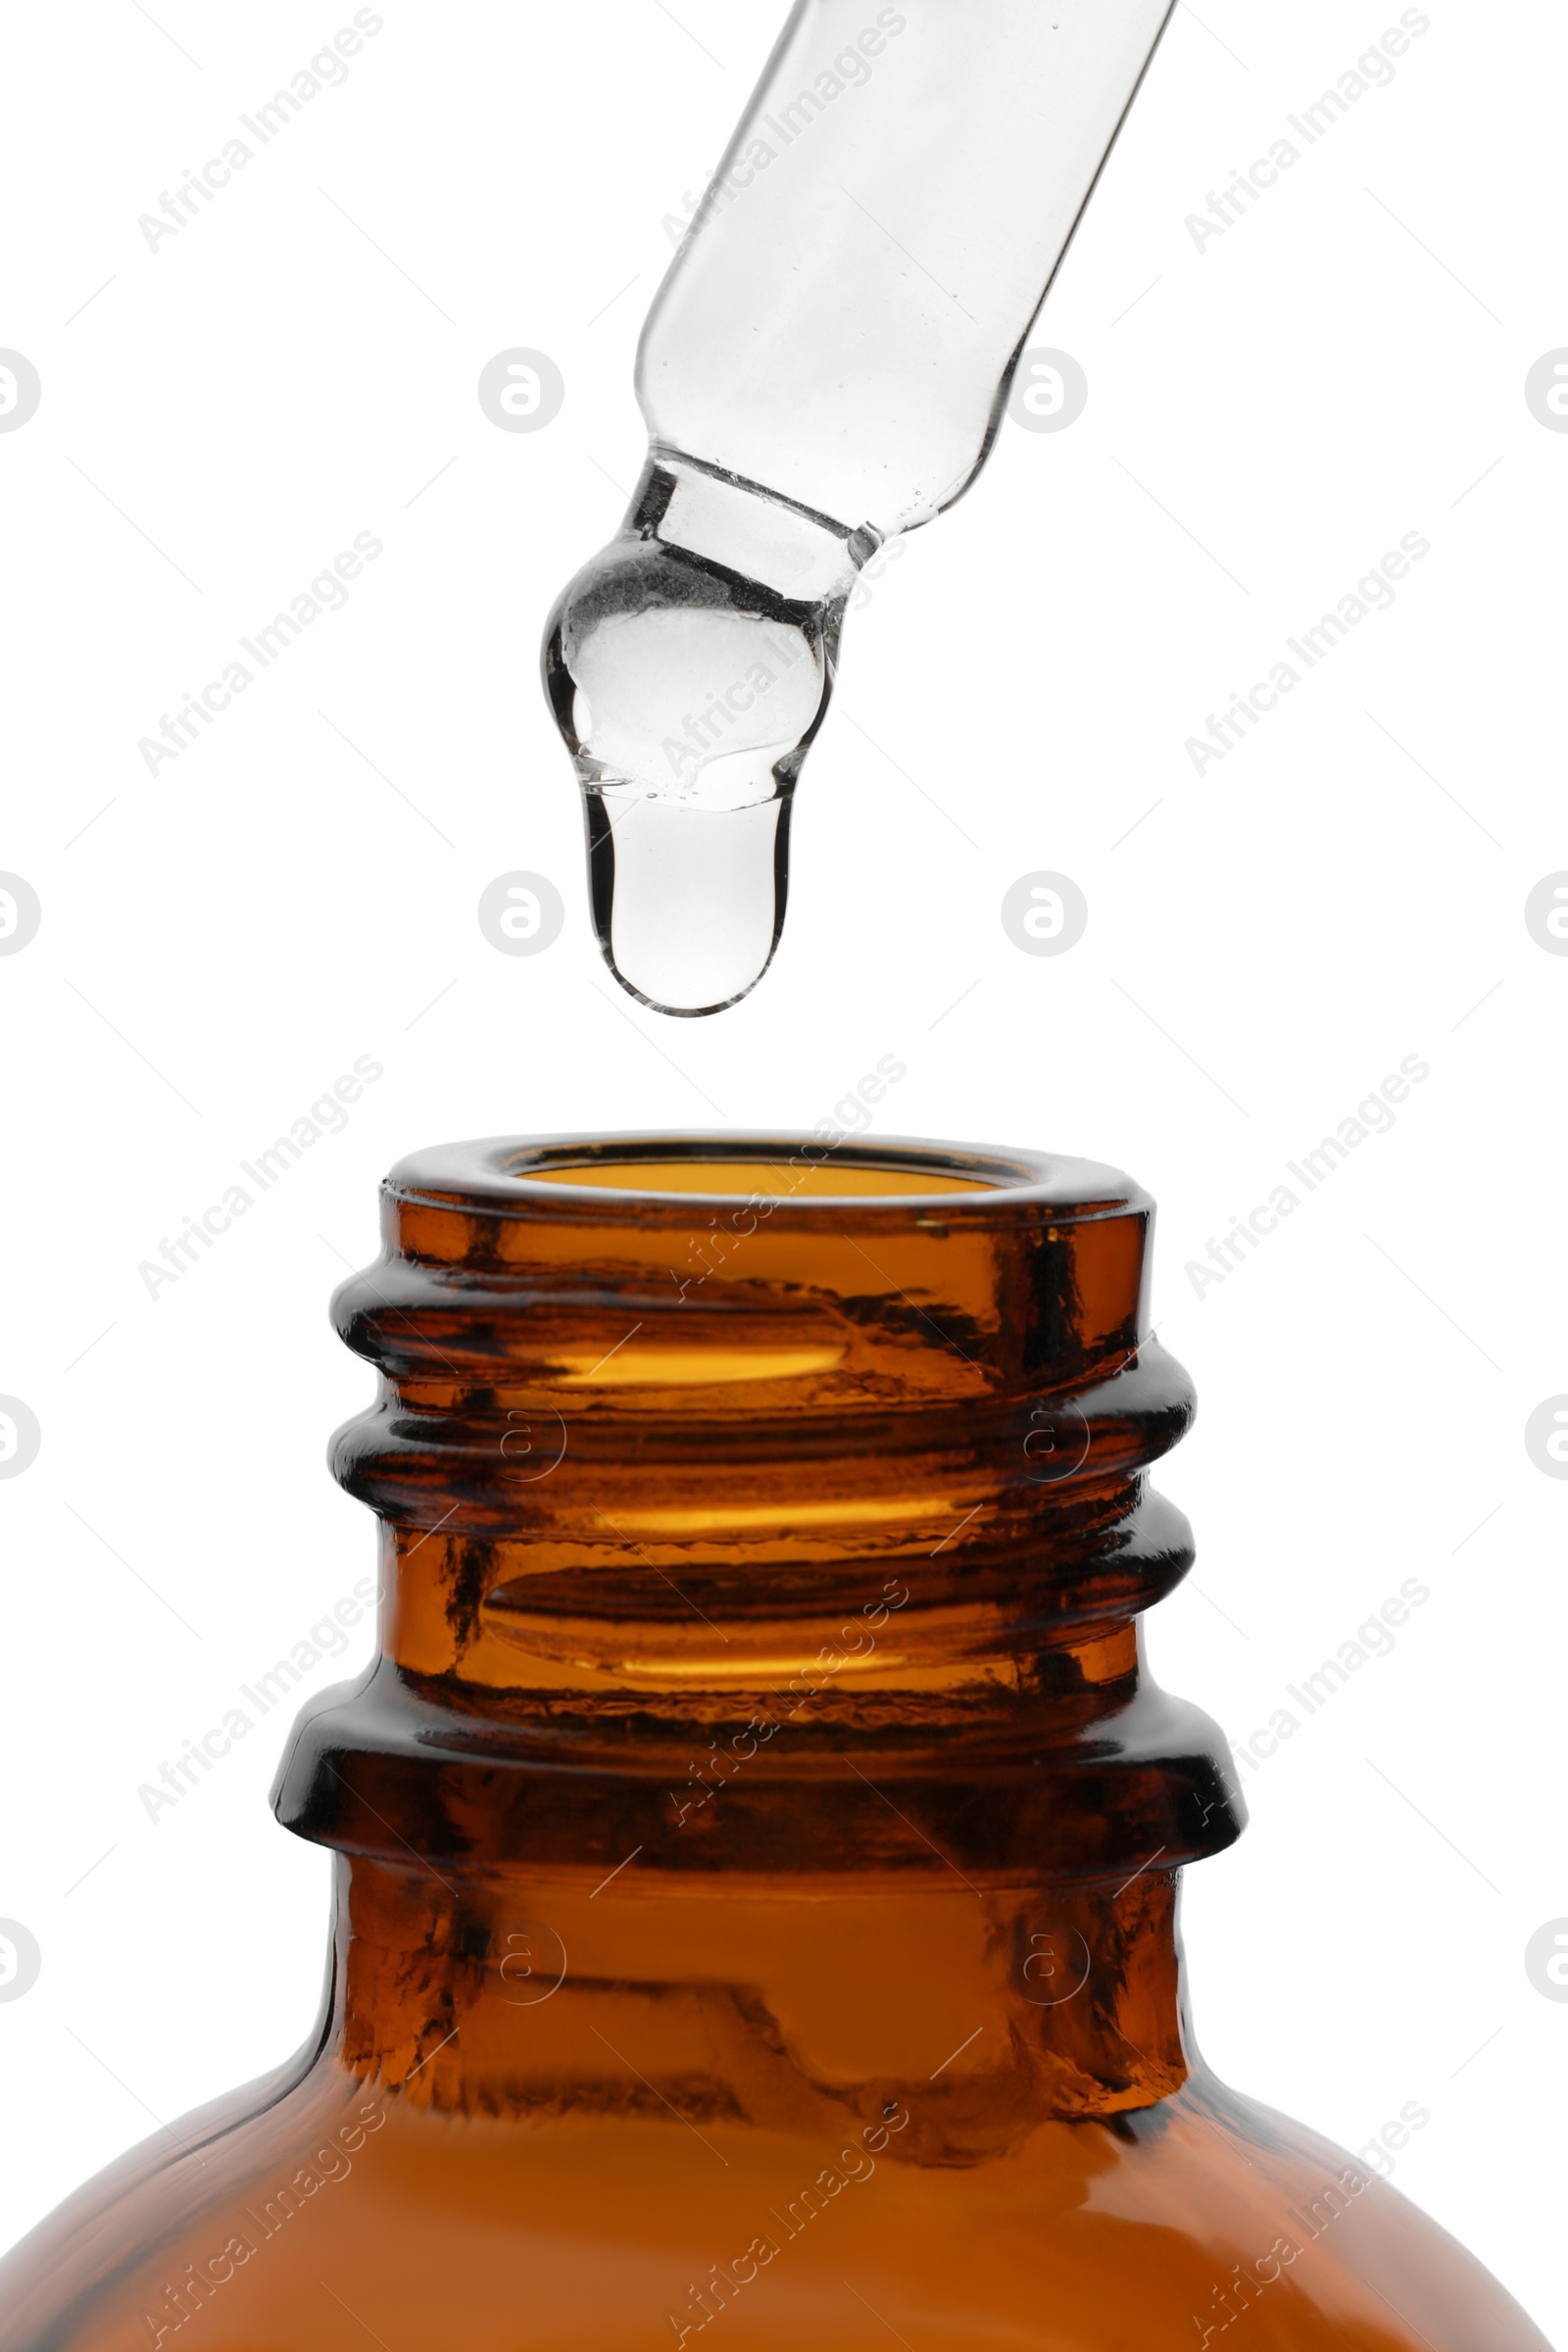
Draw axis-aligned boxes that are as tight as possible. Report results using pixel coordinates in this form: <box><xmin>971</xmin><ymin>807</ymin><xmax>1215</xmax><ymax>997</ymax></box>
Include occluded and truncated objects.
<box><xmin>1</xmin><ymin>2056</ymin><xmax>1549</xmax><ymax>2352</ymax></box>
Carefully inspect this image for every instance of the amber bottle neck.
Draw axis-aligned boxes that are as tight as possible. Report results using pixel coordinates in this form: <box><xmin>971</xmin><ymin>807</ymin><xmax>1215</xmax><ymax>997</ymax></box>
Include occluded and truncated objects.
<box><xmin>324</xmin><ymin>1852</ymin><xmax>1193</xmax><ymax>2135</ymax></box>
<box><xmin>274</xmin><ymin>1136</ymin><xmax>1241</xmax><ymax>1948</ymax></box>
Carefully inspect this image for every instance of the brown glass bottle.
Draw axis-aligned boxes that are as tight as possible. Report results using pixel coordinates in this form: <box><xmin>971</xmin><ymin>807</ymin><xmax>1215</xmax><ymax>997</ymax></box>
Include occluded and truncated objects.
<box><xmin>0</xmin><ymin>1135</ymin><xmax>1549</xmax><ymax>2351</ymax></box>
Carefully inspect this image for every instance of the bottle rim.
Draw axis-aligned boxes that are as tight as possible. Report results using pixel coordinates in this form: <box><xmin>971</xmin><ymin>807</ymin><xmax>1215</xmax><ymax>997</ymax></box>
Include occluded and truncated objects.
<box><xmin>386</xmin><ymin>1131</ymin><xmax>1149</xmax><ymax>1225</ymax></box>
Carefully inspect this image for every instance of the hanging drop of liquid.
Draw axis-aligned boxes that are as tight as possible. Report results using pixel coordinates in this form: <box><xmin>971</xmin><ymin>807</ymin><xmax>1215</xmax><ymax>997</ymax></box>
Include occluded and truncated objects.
<box><xmin>543</xmin><ymin>461</ymin><xmax>854</xmax><ymax>1016</ymax></box>
<box><xmin>581</xmin><ymin>795</ymin><xmax>790</xmax><ymax>1019</ymax></box>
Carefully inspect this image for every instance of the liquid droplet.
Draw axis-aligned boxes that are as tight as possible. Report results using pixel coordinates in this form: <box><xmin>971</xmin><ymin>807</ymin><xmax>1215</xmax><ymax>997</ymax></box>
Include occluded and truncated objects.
<box><xmin>585</xmin><ymin>794</ymin><xmax>790</xmax><ymax>1017</ymax></box>
<box><xmin>544</xmin><ymin>458</ymin><xmax>858</xmax><ymax>1016</ymax></box>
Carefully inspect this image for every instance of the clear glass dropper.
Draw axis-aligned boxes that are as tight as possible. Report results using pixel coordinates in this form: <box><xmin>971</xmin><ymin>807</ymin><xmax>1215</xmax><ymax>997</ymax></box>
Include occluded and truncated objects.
<box><xmin>544</xmin><ymin>0</ymin><xmax>1176</xmax><ymax>1015</ymax></box>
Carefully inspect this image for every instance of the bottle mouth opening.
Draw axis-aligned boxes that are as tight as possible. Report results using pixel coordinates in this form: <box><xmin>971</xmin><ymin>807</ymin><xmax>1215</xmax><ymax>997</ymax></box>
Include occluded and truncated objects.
<box><xmin>528</xmin><ymin>1153</ymin><xmax>996</xmax><ymax>1200</ymax></box>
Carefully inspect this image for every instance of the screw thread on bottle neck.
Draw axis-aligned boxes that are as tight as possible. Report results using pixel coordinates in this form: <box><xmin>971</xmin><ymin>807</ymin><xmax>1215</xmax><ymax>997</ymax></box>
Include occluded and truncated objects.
<box><xmin>275</xmin><ymin>1135</ymin><xmax>1242</xmax><ymax>1891</ymax></box>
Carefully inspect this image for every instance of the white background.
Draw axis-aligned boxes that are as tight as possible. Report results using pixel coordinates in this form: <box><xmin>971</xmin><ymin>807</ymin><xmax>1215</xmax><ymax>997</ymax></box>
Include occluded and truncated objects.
<box><xmin>1</xmin><ymin>0</ymin><xmax>1564</xmax><ymax>2334</ymax></box>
